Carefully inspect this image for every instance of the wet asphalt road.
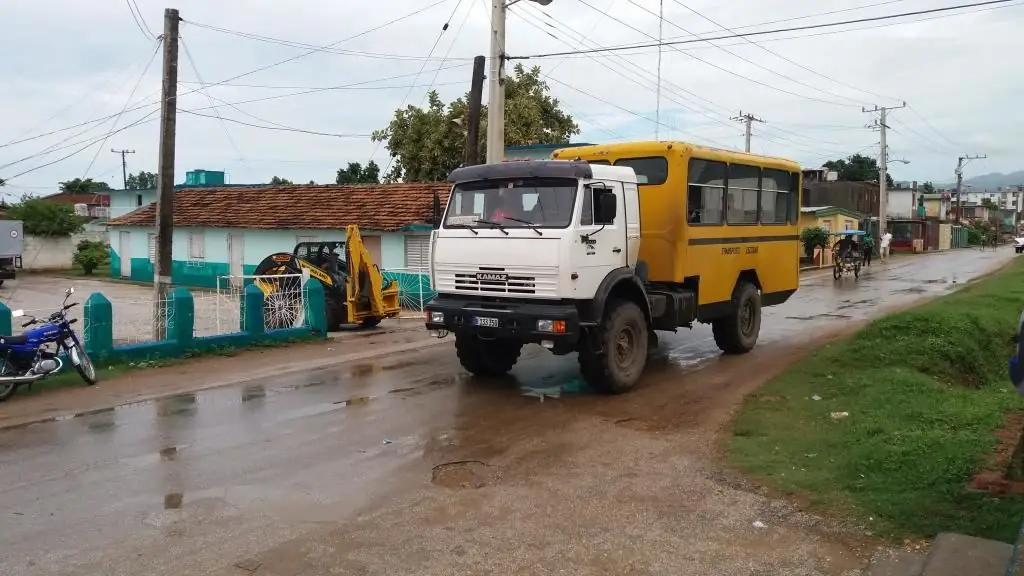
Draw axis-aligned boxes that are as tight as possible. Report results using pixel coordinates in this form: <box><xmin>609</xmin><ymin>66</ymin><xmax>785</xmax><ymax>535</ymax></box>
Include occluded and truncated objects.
<box><xmin>0</xmin><ymin>248</ymin><xmax>1015</xmax><ymax>576</ymax></box>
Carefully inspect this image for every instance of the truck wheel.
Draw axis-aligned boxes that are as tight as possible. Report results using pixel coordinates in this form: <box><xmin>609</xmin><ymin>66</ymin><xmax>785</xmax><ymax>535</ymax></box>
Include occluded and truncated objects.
<box><xmin>455</xmin><ymin>334</ymin><xmax>522</xmax><ymax>377</ymax></box>
<box><xmin>712</xmin><ymin>282</ymin><xmax>761</xmax><ymax>355</ymax></box>
<box><xmin>578</xmin><ymin>299</ymin><xmax>648</xmax><ymax>394</ymax></box>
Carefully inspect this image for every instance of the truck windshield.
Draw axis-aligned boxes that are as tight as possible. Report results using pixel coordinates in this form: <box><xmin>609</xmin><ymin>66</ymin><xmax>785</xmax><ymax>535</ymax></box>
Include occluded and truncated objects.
<box><xmin>444</xmin><ymin>177</ymin><xmax>578</xmax><ymax>229</ymax></box>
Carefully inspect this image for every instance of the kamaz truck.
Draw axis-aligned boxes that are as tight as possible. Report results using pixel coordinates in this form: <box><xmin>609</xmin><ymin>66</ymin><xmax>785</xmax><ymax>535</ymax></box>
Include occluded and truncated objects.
<box><xmin>424</xmin><ymin>142</ymin><xmax>803</xmax><ymax>393</ymax></box>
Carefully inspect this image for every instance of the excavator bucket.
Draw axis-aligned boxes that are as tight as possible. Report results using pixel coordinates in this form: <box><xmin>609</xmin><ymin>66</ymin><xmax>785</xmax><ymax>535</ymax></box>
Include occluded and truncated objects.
<box><xmin>343</xmin><ymin>225</ymin><xmax>402</xmax><ymax>327</ymax></box>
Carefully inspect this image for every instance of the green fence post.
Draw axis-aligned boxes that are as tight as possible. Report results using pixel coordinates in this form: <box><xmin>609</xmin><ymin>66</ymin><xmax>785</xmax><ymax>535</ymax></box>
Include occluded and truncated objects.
<box><xmin>83</xmin><ymin>292</ymin><xmax>113</xmax><ymax>358</ymax></box>
<box><xmin>0</xmin><ymin>301</ymin><xmax>11</xmax><ymax>337</ymax></box>
<box><xmin>168</xmin><ymin>287</ymin><xmax>195</xmax><ymax>348</ymax></box>
<box><xmin>303</xmin><ymin>279</ymin><xmax>327</xmax><ymax>334</ymax></box>
<box><xmin>241</xmin><ymin>283</ymin><xmax>265</xmax><ymax>334</ymax></box>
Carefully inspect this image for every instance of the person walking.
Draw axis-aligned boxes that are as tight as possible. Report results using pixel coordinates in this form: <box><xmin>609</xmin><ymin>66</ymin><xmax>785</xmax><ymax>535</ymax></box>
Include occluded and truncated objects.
<box><xmin>862</xmin><ymin>233</ymin><xmax>874</xmax><ymax>266</ymax></box>
<box><xmin>880</xmin><ymin>230</ymin><xmax>892</xmax><ymax>262</ymax></box>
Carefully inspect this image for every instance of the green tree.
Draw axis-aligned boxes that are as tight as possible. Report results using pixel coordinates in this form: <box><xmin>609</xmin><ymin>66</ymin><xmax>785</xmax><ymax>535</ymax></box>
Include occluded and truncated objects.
<box><xmin>800</xmin><ymin>226</ymin><xmax>830</xmax><ymax>258</ymax></box>
<box><xmin>335</xmin><ymin>161</ymin><xmax>381</xmax><ymax>184</ymax></box>
<box><xmin>72</xmin><ymin>239</ymin><xmax>109</xmax><ymax>275</ymax></box>
<box><xmin>58</xmin><ymin>178</ymin><xmax>111</xmax><ymax>194</ymax></box>
<box><xmin>269</xmin><ymin>176</ymin><xmax>294</xmax><ymax>185</ymax></box>
<box><xmin>372</xmin><ymin>64</ymin><xmax>580</xmax><ymax>182</ymax></box>
<box><xmin>6</xmin><ymin>196</ymin><xmax>83</xmax><ymax>236</ymax></box>
<box><xmin>125</xmin><ymin>171</ymin><xmax>157</xmax><ymax>190</ymax></box>
<box><xmin>823</xmin><ymin>154</ymin><xmax>894</xmax><ymax>187</ymax></box>
<box><xmin>981</xmin><ymin>197</ymin><xmax>998</xmax><ymax>209</ymax></box>
<box><xmin>919</xmin><ymin>181</ymin><xmax>936</xmax><ymax>194</ymax></box>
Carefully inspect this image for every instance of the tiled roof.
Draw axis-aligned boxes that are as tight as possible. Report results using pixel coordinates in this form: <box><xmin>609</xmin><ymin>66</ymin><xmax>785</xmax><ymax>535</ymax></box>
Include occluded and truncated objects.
<box><xmin>42</xmin><ymin>193</ymin><xmax>111</xmax><ymax>207</ymax></box>
<box><xmin>106</xmin><ymin>183</ymin><xmax>451</xmax><ymax>231</ymax></box>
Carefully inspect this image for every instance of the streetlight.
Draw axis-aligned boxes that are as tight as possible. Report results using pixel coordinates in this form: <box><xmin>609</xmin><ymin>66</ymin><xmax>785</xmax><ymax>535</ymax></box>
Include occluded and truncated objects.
<box><xmin>487</xmin><ymin>0</ymin><xmax>554</xmax><ymax>164</ymax></box>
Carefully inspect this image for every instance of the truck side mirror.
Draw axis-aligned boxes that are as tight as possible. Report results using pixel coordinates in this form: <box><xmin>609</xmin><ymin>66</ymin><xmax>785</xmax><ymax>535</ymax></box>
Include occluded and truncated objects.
<box><xmin>596</xmin><ymin>192</ymin><xmax>617</xmax><ymax>224</ymax></box>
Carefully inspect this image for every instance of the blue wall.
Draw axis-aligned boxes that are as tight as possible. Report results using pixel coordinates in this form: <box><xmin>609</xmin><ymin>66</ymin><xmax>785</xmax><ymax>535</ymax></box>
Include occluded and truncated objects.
<box><xmin>107</xmin><ymin>226</ymin><xmax>424</xmax><ymax>288</ymax></box>
<box><xmin>108</xmin><ymin>189</ymin><xmax>157</xmax><ymax>219</ymax></box>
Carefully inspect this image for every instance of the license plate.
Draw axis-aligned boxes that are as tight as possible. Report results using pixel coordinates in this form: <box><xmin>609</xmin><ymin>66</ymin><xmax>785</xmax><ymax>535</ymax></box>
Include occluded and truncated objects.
<box><xmin>474</xmin><ymin>316</ymin><xmax>500</xmax><ymax>328</ymax></box>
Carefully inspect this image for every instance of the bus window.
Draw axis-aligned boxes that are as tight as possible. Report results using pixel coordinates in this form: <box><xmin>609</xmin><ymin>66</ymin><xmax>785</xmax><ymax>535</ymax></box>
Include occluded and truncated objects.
<box><xmin>687</xmin><ymin>159</ymin><xmax>726</xmax><ymax>225</ymax></box>
<box><xmin>789</xmin><ymin>171</ymin><xmax>801</xmax><ymax>224</ymax></box>
<box><xmin>615</xmin><ymin>157</ymin><xmax>668</xmax><ymax>186</ymax></box>
<box><xmin>727</xmin><ymin>163</ymin><xmax>760</xmax><ymax>224</ymax></box>
<box><xmin>760</xmin><ymin>169</ymin><xmax>791</xmax><ymax>224</ymax></box>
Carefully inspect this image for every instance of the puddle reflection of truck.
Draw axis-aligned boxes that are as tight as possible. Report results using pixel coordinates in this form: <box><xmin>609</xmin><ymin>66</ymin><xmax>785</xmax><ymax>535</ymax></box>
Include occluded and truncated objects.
<box><xmin>424</xmin><ymin>142</ymin><xmax>803</xmax><ymax>393</ymax></box>
<box><xmin>0</xmin><ymin>220</ymin><xmax>23</xmax><ymax>286</ymax></box>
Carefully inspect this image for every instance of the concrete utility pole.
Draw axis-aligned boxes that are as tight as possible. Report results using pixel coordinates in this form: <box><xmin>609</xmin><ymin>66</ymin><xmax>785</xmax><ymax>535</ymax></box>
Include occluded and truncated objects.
<box><xmin>863</xmin><ymin>102</ymin><xmax>906</xmax><ymax>235</ymax></box>
<box><xmin>464</xmin><ymin>56</ymin><xmax>486</xmax><ymax>166</ymax></box>
<box><xmin>730</xmin><ymin>111</ymin><xmax>764</xmax><ymax>153</ymax></box>
<box><xmin>111</xmin><ymin>149</ymin><xmax>135</xmax><ymax>190</ymax></box>
<box><xmin>955</xmin><ymin>153</ymin><xmax>986</xmax><ymax>223</ymax></box>
<box><xmin>153</xmin><ymin>7</ymin><xmax>180</xmax><ymax>340</ymax></box>
<box><xmin>486</xmin><ymin>0</ymin><xmax>553</xmax><ymax>164</ymax></box>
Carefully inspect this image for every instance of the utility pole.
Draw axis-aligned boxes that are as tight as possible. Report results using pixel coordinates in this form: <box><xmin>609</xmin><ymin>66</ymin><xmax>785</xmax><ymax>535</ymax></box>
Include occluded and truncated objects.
<box><xmin>486</xmin><ymin>0</ymin><xmax>553</xmax><ymax>164</ymax></box>
<box><xmin>863</xmin><ymin>102</ymin><xmax>906</xmax><ymax>235</ymax></box>
<box><xmin>153</xmin><ymin>8</ymin><xmax>180</xmax><ymax>340</ymax></box>
<box><xmin>730</xmin><ymin>111</ymin><xmax>764</xmax><ymax>153</ymax></box>
<box><xmin>464</xmin><ymin>56</ymin><xmax>486</xmax><ymax>166</ymax></box>
<box><xmin>111</xmin><ymin>149</ymin><xmax>135</xmax><ymax>189</ymax></box>
<box><xmin>955</xmin><ymin>154</ymin><xmax>986</xmax><ymax>223</ymax></box>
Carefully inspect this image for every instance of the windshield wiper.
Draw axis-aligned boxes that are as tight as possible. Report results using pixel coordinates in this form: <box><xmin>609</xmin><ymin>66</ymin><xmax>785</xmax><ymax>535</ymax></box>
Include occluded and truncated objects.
<box><xmin>445</xmin><ymin>223</ymin><xmax>479</xmax><ymax>235</ymax></box>
<box><xmin>501</xmin><ymin>216</ymin><xmax>543</xmax><ymax>236</ymax></box>
<box><xmin>475</xmin><ymin>218</ymin><xmax>510</xmax><ymax>236</ymax></box>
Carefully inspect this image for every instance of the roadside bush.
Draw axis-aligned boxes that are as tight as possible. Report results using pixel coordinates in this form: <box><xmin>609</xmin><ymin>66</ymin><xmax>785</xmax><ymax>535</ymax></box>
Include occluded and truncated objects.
<box><xmin>800</xmin><ymin>226</ymin><xmax>829</xmax><ymax>258</ymax></box>
<box><xmin>72</xmin><ymin>240</ymin><xmax>109</xmax><ymax>275</ymax></box>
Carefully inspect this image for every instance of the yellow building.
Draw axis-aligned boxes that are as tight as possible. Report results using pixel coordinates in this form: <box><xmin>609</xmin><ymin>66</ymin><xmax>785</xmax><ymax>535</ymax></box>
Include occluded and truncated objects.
<box><xmin>799</xmin><ymin>206</ymin><xmax>864</xmax><ymax>267</ymax></box>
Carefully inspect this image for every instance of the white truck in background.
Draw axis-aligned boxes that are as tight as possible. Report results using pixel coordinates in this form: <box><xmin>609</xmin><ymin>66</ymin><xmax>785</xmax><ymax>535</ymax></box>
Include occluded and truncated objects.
<box><xmin>0</xmin><ymin>220</ymin><xmax>24</xmax><ymax>286</ymax></box>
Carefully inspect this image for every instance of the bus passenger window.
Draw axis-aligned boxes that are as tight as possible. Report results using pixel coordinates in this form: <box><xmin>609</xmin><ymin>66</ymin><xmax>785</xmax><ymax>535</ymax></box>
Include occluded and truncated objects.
<box><xmin>789</xmin><ymin>171</ymin><xmax>801</xmax><ymax>224</ymax></box>
<box><xmin>687</xmin><ymin>159</ymin><xmax>726</xmax><ymax>225</ymax></box>
<box><xmin>760</xmin><ymin>169</ymin><xmax>790</xmax><ymax>224</ymax></box>
<box><xmin>727</xmin><ymin>163</ymin><xmax>760</xmax><ymax>224</ymax></box>
<box><xmin>615</xmin><ymin>157</ymin><xmax>668</xmax><ymax>186</ymax></box>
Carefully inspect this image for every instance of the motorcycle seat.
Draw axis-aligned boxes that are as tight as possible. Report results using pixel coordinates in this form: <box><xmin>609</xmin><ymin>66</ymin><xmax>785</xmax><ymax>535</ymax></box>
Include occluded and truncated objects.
<box><xmin>0</xmin><ymin>334</ymin><xmax>30</xmax><ymax>345</ymax></box>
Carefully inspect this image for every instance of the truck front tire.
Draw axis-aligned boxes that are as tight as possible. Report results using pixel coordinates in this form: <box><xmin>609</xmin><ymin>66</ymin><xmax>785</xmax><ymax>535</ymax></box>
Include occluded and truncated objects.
<box><xmin>712</xmin><ymin>282</ymin><xmax>761</xmax><ymax>354</ymax></box>
<box><xmin>579</xmin><ymin>299</ymin><xmax>649</xmax><ymax>394</ymax></box>
<box><xmin>455</xmin><ymin>334</ymin><xmax>522</xmax><ymax>377</ymax></box>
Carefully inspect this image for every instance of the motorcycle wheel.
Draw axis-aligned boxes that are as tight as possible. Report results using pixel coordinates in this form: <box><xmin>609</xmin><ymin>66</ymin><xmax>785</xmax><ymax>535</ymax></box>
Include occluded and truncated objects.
<box><xmin>0</xmin><ymin>360</ymin><xmax>18</xmax><ymax>402</ymax></box>
<box><xmin>70</xmin><ymin>342</ymin><xmax>97</xmax><ymax>385</ymax></box>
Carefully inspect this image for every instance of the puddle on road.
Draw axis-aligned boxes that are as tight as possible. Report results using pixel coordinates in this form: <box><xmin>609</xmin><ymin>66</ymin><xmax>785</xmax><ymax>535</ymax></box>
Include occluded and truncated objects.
<box><xmin>164</xmin><ymin>492</ymin><xmax>183</xmax><ymax>510</ymax></box>
<box><xmin>785</xmin><ymin>313</ymin><xmax>853</xmax><ymax>321</ymax></box>
<box><xmin>519</xmin><ymin>376</ymin><xmax>593</xmax><ymax>400</ymax></box>
<box><xmin>431</xmin><ymin>460</ymin><xmax>499</xmax><ymax>489</ymax></box>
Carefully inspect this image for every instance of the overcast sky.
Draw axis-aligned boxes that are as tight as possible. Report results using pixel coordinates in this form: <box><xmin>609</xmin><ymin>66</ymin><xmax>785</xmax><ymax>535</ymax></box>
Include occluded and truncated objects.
<box><xmin>0</xmin><ymin>0</ymin><xmax>1019</xmax><ymax>196</ymax></box>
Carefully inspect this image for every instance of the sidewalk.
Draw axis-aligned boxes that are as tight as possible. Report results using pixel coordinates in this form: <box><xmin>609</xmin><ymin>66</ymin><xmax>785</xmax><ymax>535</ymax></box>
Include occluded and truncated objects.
<box><xmin>0</xmin><ymin>319</ymin><xmax>446</xmax><ymax>430</ymax></box>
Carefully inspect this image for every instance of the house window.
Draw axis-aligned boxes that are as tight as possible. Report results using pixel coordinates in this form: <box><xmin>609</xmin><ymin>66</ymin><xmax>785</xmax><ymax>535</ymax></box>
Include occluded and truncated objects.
<box><xmin>686</xmin><ymin>158</ymin><xmax>726</xmax><ymax>225</ymax></box>
<box><xmin>136</xmin><ymin>194</ymin><xmax>143</xmax><ymax>207</ymax></box>
<box><xmin>188</xmin><ymin>231</ymin><xmax>205</xmax><ymax>259</ymax></box>
<box><xmin>726</xmin><ymin>163</ymin><xmax>760</xmax><ymax>224</ymax></box>
<box><xmin>404</xmin><ymin>235</ymin><xmax>429</xmax><ymax>272</ymax></box>
<box><xmin>148</xmin><ymin>233</ymin><xmax>156</xmax><ymax>263</ymax></box>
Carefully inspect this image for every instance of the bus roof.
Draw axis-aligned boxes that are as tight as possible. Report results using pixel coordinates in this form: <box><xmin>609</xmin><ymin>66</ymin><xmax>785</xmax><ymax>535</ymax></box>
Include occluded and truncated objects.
<box><xmin>551</xmin><ymin>140</ymin><xmax>802</xmax><ymax>171</ymax></box>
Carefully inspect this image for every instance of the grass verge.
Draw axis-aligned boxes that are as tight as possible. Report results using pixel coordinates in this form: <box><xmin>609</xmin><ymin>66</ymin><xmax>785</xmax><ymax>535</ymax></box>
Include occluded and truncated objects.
<box><xmin>729</xmin><ymin>257</ymin><xmax>1024</xmax><ymax>543</ymax></box>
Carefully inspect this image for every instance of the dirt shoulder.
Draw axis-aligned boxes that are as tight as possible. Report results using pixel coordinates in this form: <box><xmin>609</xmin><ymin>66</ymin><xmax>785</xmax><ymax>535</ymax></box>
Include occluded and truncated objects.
<box><xmin>0</xmin><ymin>321</ymin><xmax>444</xmax><ymax>430</ymax></box>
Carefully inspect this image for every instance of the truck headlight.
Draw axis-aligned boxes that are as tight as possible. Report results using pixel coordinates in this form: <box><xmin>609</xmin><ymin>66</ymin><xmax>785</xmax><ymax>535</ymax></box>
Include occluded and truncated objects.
<box><xmin>429</xmin><ymin>311</ymin><xmax>444</xmax><ymax>323</ymax></box>
<box><xmin>536</xmin><ymin>319</ymin><xmax>566</xmax><ymax>333</ymax></box>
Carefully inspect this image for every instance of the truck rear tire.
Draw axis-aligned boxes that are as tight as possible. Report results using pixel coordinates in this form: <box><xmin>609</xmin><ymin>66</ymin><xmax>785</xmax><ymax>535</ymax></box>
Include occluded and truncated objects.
<box><xmin>578</xmin><ymin>299</ymin><xmax>648</xmax><ymax>394</ymax></box>
<box><xmin>455</xmin><ymin>334</ymin><xmax>522</xmax><ymax>377</ymax></box>
<box><xmin>712</xmin><ymin>282</ymin><xmax>761</xmax><ymax>355</ymax></box>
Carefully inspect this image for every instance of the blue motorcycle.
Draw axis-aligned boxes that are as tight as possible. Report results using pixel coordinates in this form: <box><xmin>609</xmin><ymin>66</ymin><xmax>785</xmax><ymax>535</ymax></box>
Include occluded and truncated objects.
<box><xmin>0</xmin><ymin>287</ymin><xmax>96</xmax><ymax>402</ymax></box>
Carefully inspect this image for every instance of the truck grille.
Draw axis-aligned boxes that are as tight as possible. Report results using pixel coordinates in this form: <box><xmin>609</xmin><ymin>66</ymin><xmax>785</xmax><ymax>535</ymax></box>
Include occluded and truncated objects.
<box><xmin>436</xmin><ymin>266</ymin><xmax>558</xmax><ymax>298</ymax></box>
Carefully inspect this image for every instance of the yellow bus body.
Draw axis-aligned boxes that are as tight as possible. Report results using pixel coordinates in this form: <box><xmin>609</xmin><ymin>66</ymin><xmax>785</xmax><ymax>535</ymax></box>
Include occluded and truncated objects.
<box><xmin>552</xmin><ymin>141</ymin><xmax>802</xmax><ymax>310</ymax></box>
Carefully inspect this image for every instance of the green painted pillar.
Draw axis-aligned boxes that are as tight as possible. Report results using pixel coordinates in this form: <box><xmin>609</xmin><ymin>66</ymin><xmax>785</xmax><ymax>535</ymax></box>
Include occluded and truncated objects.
<box><xmin>303</xmin><ymin>279</ymin><xmax>327</xmax><ymax>334</ymax></box>
<box><xmin>0</xmin><ymin>301</ymin><xmax>11</xmax><ymax>337</ymax></box>
<box><xmin>241</xmin><ymin>283</ymin><xmax>265</xmax><ymax>334</ymax></box>
<box><xmin>168</xmin><ymin>287</ymin><xmax>195</xmax><ymax>347</ymax></box>
<box><xmin>83</xmin><ymin>292</ymin><xmax>113</xmax><ymax>357</ymax></box>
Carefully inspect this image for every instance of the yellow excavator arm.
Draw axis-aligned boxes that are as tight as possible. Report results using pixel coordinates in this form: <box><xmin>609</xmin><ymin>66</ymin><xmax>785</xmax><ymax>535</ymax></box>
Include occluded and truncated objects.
<box><xmin>344</xmin><ymin>224</ymin><xmax>401</xmax><ymax>323</ymax></box>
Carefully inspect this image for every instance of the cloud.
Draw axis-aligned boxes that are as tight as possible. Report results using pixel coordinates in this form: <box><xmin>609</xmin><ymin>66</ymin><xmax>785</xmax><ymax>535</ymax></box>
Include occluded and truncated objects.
<box><xmin>0</xmin><ymin>0</ymin><xmax>1020</xmax><ymax>194</ymax></box>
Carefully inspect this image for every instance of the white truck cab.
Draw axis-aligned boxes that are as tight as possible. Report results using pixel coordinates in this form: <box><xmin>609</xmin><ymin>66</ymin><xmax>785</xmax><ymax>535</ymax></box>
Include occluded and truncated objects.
<box><xmin>425</xmin><ymin>160</ymin><xmax>666</xmax><ymax>393</ymax></box>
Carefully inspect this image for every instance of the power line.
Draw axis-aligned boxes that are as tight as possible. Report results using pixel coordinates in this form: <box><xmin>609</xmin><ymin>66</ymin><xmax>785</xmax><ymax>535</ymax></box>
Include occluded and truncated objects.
<box><xmin>510</xmin><ymin>0</ymin><xmax>1020</xmax><ymax>59</ymax></box>
<box><xmin>179</xmin><ymin>109</ymin><xmax>371</xmax><ymax>138</ymax></box>
<box><xmin>907</xmin><ymin>105</ymin><xmax>963</xmax><ymax>149</ymax></box>
<box><xmin>176</xmin><ymin>79</ymin><xmax>466</xmax><ymax>90</ymax></box>
<box><xmin>421</xmin><ymin>0</ymin><xmax>475</xmax><ymax>105</ymax></box>
<box><xmin>125</xmin><ymin>0</ymin><xmax>156</xmax><ymax>41</ymax></box>
<box><xmin>184</xmin><ymin>20</ymin><xmax>475</xmax><ymax>62</ymax></box>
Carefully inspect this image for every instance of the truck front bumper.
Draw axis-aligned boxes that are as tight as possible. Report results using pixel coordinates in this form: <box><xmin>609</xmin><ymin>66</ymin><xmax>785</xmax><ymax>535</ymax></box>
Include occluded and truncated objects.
<box><xmin>424</xmin><ymin>296</ymin><xmax>582</xmax><ymax>345</ymax></box>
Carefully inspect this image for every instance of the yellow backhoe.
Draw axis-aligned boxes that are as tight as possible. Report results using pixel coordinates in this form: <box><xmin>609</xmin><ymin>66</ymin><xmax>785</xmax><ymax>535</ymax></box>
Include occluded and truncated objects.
<box><xmin>253</xmin><ymin>225</ymin><xmax>402</xmax><ymax>331</ymax></box>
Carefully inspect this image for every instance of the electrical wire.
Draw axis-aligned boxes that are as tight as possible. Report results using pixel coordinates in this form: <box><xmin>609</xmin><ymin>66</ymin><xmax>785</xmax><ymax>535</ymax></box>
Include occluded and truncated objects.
<box><xmin>663</xmin><ymin>0</ymin><xmax>903</xmax><ymax>105</ymax></box>
<box><xmin>176</xmin><ymin>79</ymin><xmax>466</xmax><ymax>91</ymax></box>
<box><xmin>178</xmin><ymin>109</ymin><xmax>370</xmax><ymax>138</ymax></box>
<box><xmin>887</xmin><ymin>116</ymin><xmax>951</xmax><ymax>155</ymax></box>
<box><xmin>614</xmin><ymin>0</ymin><xmax>867</xmax><ymax>108</ymax></box>
<box><xmin>185</xmin><ymin>20</ymin><xmax>475</xmax><ymax>62</ymax></box>
<box><xmin>377</xmin><ymin>0</ymin><xmax>466</xmax><ymax>175</ymax></box>
<box><xmin>179</xmin><ymin>37</ymin><xmax>252</xmax><ymax>173</ymax></box>
<box><xmin>125</xmin><ymin>0</ymin><xmax>156</xmax><ymax>41</ymax></box>
<box><xmin>510</xmin><ymin>0</ymin><xmax>1020</xmax><ymax>59</ymax></box>
<box><xmin>421</xmin><ymin>0</ymin><xmax>475</xmax><ymax>106</ymax></box>
<box><xmin>907</xmin><ymin>105</ymin><xmax>963</xmax><ymax>149</ymax></box>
